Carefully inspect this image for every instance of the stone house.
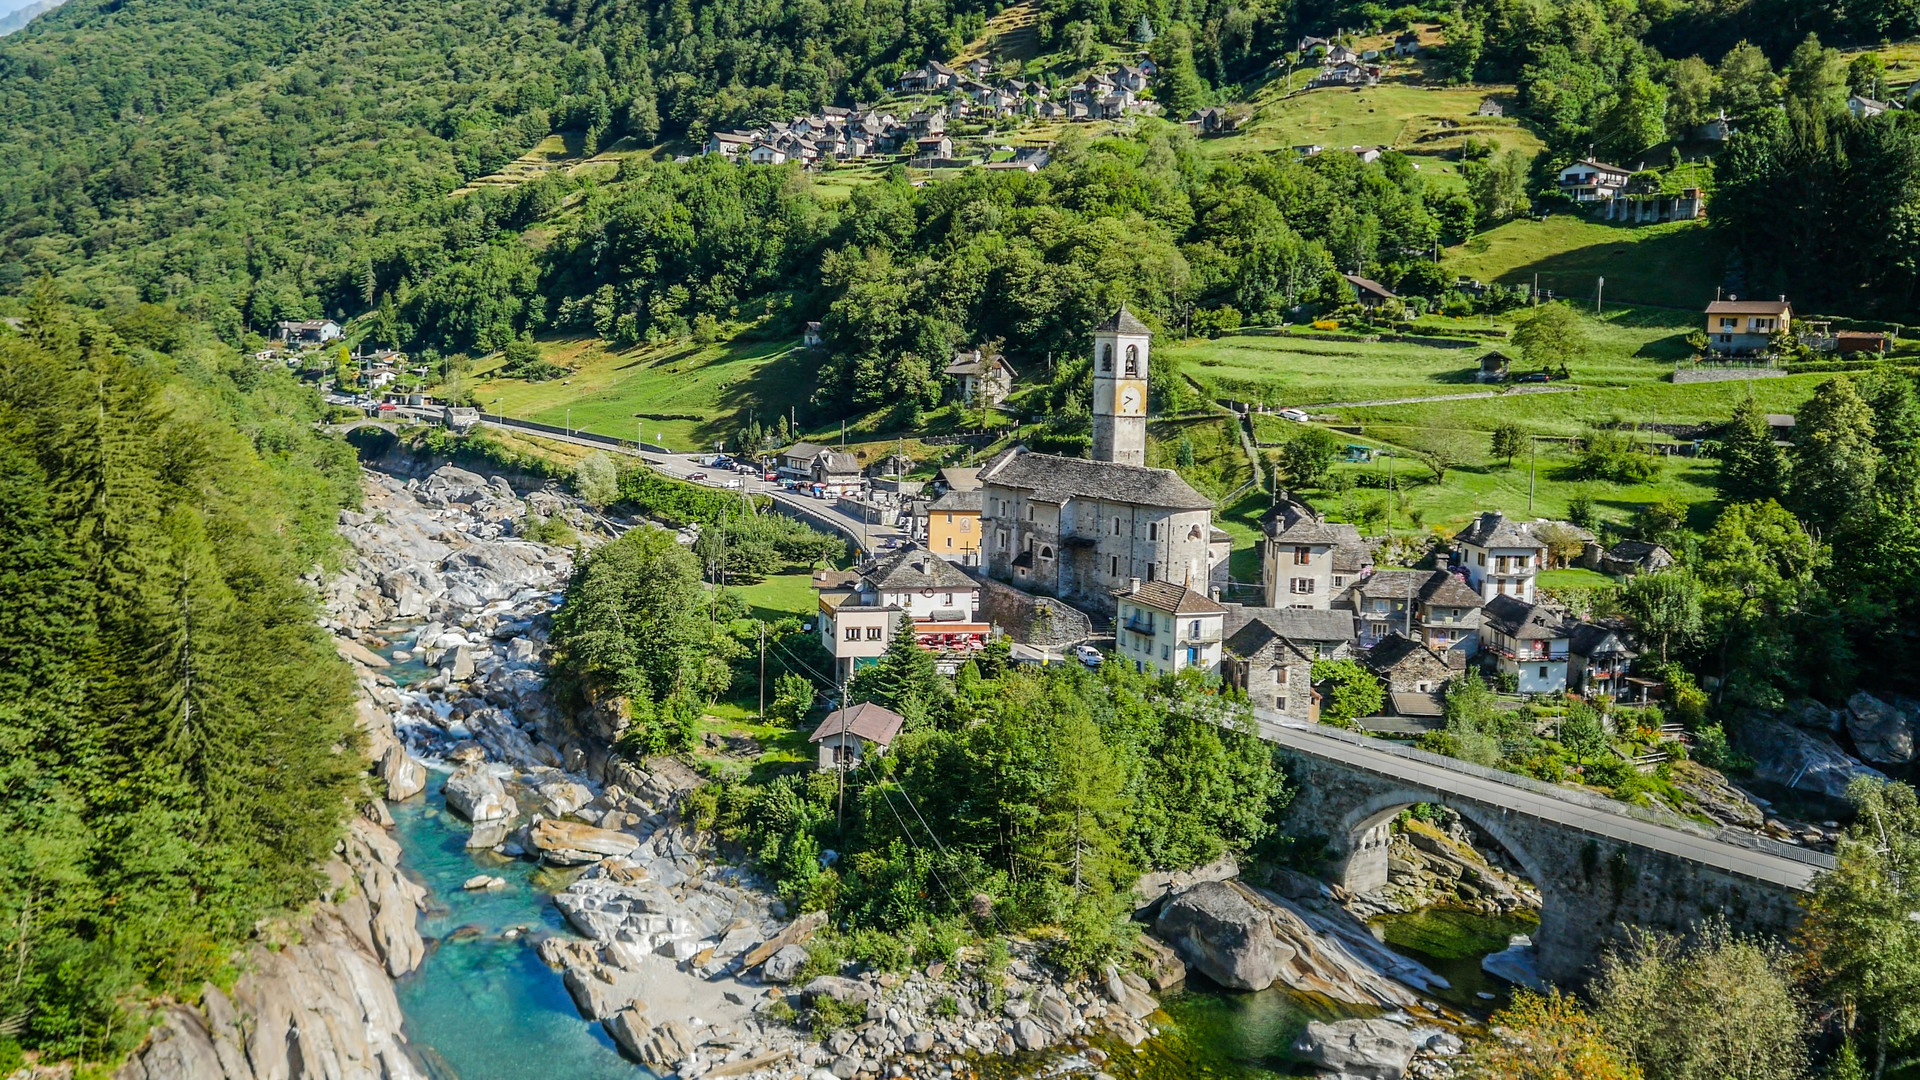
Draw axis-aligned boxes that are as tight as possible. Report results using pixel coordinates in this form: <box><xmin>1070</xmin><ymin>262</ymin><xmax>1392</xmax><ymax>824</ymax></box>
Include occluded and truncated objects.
<box><xmin>1476</xmin><ymin>350</ymin><xmax>1513</xmax><ymax>383</ymax></box>
<box><xmin>1222</xmin><ymin>606</ymin><xmax>1357</xmax><ymax>721</ymax></box>
<box><xmin>1342</xmin><ymin>569</ymin><xmax>1485</xmax><ymax>656</ymax></box>
<box><xmin>1591</xmin><ymin>540</ymin><xmax>1673</xmax><ymax>577</ymax></box>
<box><xmin>945</xmin><ymin>349</ymin><xmax>1015</xmax><ymax>406</ymax></box>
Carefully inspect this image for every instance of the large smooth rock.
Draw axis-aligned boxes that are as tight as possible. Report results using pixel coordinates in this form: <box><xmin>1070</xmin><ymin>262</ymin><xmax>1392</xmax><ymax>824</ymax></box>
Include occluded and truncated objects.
<box><xmin>562</xmin><ymin>962</ymin><xmax>646</xmax><ymax>1020</ymax></box>
<box><xmin>1154</xmin><ymin>880</ymin><xmax>1286</xmax><ymax>991</ymax></box>
<box><xmin>439</xmin><ymin>643</ymin><xmax>476</xmax><ymax>681</ymax></box>
<box><xmin>763</xmin><ymin>943</ymin><xmax>812</xmax><ymax>984</ymax></box>
<box><xmin>442</xmin><ymin>764</ymin><xmax>517</xmax><ymax>822</ymax></box>
<box><xmin>1742</xmin><ymin>717</ymin><xmax>1885</xmax><ymax>800</ymax></box>
<box><xmin>530</xmin><ymin>819</ymin><xmax>639</xmax><ymax>864</ymax></box>
<box><xmin>1292</xmin><ymin>1019</ymin><xmax>1418</xmax><ymax>1080</ymax></box>
<box><xmin>1848</xmin><ymin>691</ymin><xmax>1916</xmax><ymax>764</ymax></box>
<box><xmin>603</xmin><ymin>1006</ymin><xmax>651</xmax><ymax>1060</ymax></box>
<box><xmin>379</xmin><ymin>743</ymin><xmax>426</xmax><ymax>802</ymax></box>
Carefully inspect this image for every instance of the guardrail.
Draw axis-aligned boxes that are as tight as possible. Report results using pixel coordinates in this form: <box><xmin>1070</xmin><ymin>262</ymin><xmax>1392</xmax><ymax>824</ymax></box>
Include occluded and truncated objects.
<box><xmin>477</xmin><ymin>413</ymin><xmax>670</xmax><ymax>454</ymax></box>
<box><xmin>1253</xmin><ymin>708</ymin><xmax>1837</xmax><ymax>871</ymax></box>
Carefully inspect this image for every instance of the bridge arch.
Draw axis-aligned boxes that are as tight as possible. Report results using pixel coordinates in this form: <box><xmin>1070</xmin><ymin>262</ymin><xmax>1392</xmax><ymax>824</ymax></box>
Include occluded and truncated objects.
<box><xmin>1331</xmin><ymin>790</ymin><xmax>1558</xmax><ymax>955</ymax></box>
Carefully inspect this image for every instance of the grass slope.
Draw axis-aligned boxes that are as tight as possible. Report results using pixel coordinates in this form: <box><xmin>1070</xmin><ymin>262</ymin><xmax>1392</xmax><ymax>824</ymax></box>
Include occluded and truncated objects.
<box><xmin>1446</xmin><ymin>217</ymin><xmax>1725</xmax><ymax>309</ymax></box>
<box><xmin>473</xmin><ymin>334</ymin><xmax>817</xmax><ymax>451</ymax></box>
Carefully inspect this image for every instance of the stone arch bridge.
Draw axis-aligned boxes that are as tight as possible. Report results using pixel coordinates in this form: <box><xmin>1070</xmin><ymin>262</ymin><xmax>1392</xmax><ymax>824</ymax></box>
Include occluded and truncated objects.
<box><xmin>1256</xmin><ymin>713</ymin><xmax>1833</xmax><ymax>983</ymax></box>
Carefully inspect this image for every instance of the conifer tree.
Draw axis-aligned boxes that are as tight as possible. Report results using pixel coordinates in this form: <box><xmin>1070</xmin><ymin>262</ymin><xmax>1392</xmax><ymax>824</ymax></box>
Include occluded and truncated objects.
<box><xmin>1720</xmin><ymin>395</ymin><xmax>1790</xmax><ymax>505</ymax></box>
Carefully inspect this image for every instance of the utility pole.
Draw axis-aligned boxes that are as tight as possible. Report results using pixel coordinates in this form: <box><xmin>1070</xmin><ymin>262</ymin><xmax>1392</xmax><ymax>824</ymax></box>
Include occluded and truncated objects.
<box><xmin>1533</xmin><ymin>273</ymin><xmax>1539</xmax><ymax>306</ymax></box>
<box><xmin>758</xmin><ymin>623</ymin><xmax>766</xmax><ymax>721</ymax></box>
<box><xmin>1595</xmin><ymin>276</ymin><xmax>1605</xmax><ymax>314</ymax></box>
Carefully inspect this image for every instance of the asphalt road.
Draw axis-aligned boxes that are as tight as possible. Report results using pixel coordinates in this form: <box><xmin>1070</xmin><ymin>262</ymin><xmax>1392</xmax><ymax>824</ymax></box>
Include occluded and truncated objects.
<box><xmin>1251</xmin><ymin>711</ymin><xmax>1829</xmax><ymax>891</ymax></box>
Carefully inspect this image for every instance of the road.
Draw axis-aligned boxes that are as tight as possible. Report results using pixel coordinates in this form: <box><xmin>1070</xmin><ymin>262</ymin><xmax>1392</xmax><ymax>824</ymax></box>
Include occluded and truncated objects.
<box><xmin>1250</xmin><ymin>709</ymin><xmax>1831</xmax><ymax>892</ymax></box>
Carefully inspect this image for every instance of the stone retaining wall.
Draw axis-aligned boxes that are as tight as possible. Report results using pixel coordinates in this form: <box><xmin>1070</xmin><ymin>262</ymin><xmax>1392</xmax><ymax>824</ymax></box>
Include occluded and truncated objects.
<box><xmin>971</xmin><ymin>573</ymin><xmax>1093</xmax><ymax>647</ymax></box>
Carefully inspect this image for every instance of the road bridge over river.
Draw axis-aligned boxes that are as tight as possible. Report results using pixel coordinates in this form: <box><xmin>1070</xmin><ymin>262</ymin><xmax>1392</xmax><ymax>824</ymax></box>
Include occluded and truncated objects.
<box><xmin>1251</xmin><ymin>709</ymin><xmax>1833</xmax><ymax>982</ymax></box>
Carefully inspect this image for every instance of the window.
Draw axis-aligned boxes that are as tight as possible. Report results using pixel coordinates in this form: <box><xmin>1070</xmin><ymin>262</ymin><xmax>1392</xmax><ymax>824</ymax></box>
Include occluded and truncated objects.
<box><xmin>1149</xmin><ymin>522</ymin><xmax>1159</xmax><ymax>541</ymax></box>
<box><xmin>1111</xmin><ymin>555</ymin><xmax>1119</xmax><ymax>576</ymax></box>
<box><xmin>1477</xmin><ymin>552</ymin><xmax>1486</xmax><ymax>566</ymax></box>
<box><xmin>867</xmin><ymin>627</ymin><xmax>884</xmax><ymax>640</ymax></box>
<box><xmin>1189</xmin><ymin>619</ymin><xmax>1201</xmax><ymax>636</ymax></box>
<box><xmin>1114</xmin><ymin>516</ymin><xmax>1122</xmax><ymax>535</ymax></box>
<box><xmin>1290</xmin><ymin>578</ymin><xmax>1316</xmax><ymax>595</ymax></box>
<box><xmin>946</xmin><ymin>537</ymin><xmax>954</xmax><ymax>549</ymax></box>
<box><xmin>1538</xmin><ymin>665</ymin><xmax>1548</xmax><ymax>679</ymax></box>
<box><xmin>1161</xmin><ymin>645</ymin><xmax>1170</xmax><ymax>661</ymax></box>
<box><xmin>1147</xmin><ymin>563</ymin><xmax>1157</xmax><ymax>581</ymax></box>
<box><xmin>1332</xmin><ymin>576</ymin><xmax>1346</xmax><ymax>588</ymax></box>
<box><xmin>1293</xmin><ymin>546</ymin><xmax>1311</xmax><ymax>566</ymax></box>
<box><xmin>1040</xmin><ymin>546</ymin><xmax>1053</xmax><ymax>560</ymax></box>
<box><xmin>941</xmin><ymin>593</ymin><xmax>953</xmax><ymax>606</ymax></box>
<box><xmin>1027</xmin><ymin>506</ymin><xmax>1034</xmax><ymax>521</ymax></box>
<box><xmin>1275</xmin><ymin>695</ymin><xmax>1288</xmax><ymax>711</ymax></box>
<box><xmin>844</xmin><ymin>627</ymin><xmax>860</xmax><ymax>641</ymax></box>
<box><xmin>1276</xmin><ymin>667</ymin><xmax>1289</xmax><ymax>686</ymax></box>
<box><xmin>945</xmin><ymin>513</ymin><xmax>953</xmax><ymax>523</ymax></box>
<box><xmin>997</xmin><ymin>530</ymin><xmax>1009</xmax><ymax>550</ymax></box>
<box><xmin>1100</xmin><ymin>343</ymin><xmax>1113</xmax><ymax>372</ymax></box>
<box><xmin>1125</xmin><ymin>344</ymin><xmax>1140</xmax><ymax>376</ymax></box>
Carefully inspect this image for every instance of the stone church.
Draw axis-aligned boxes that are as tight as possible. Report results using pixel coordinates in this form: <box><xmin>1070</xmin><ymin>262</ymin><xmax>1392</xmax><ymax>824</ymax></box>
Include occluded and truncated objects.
<box><xmin>978</xmin><ymin>308</ymin><xmax>1216</xmax><ymax>614</ymax></box>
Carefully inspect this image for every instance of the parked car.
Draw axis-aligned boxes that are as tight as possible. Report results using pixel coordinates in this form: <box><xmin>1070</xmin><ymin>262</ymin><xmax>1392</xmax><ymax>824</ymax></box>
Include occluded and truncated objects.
<box><xmin>764</xmin><ymin>472</ymin><xmax>780</xmax><ymax>482</ymax></box>
<box><xmin>711</xmin><ymin>456</ymin><xmax>735</xmax><ymax>469</ymax></box>
<box><xmin>689</xmin><ymin>472</ymin><xmax>709</xmax><ymax>481</ymax></box>
<box><xmin>1516</xmin><ymin>371</ymin><xmax>1551</xmax><ymax>383</ymax></box>
<box><xmin>1279</xmin><ymin>408</ymin><xmax>1311</xmax><ymax>423</ymax></box>
<box><xmin>1074</xmin><ymin>644</ymin><xmax>1104</xmax><ymax>668</ymax></box>
<box><xmin>723</xmin><ymin>478</ymin><xmax>743</xmax><ymax>488</ymax></box>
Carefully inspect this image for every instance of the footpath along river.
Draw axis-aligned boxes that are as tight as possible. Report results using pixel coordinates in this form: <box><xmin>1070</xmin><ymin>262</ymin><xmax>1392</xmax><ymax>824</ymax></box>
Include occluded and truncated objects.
<box><xmin>386</xmin><ymin>794</ymin><xmax>1521</xmax><ymax>1080</ymax></box>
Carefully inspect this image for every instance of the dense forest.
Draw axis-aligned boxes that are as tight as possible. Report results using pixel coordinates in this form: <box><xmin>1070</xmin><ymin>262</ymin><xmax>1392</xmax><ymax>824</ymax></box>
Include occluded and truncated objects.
<box><xmin>0</xmin><ymin>300</ymin><xmax>365</xmax><ymax>1062</ymax></box>
<box><xmin>4</xmin><ymin>0</ymin><xmax>1920</xmax><ymax>328</ymax></box>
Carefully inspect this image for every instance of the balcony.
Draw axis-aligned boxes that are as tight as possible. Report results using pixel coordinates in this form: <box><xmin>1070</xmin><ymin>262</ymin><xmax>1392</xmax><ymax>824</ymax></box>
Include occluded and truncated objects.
<box><xmin>1123</xmin><ymin>616</ymin><xmax>1158</xmax><ymax>636</ymax></box>
<box><xmin>1179</xmin><ymin>631</ymin><xmax>1223</xmax><ymax>646</ymax></box>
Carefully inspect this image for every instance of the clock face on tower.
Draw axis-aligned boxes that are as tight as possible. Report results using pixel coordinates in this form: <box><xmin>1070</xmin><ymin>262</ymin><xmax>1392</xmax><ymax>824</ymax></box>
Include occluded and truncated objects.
<box><xmin>1117</xmin><ymin>381</ymin><xmax>1146</xmax><ymax>417</ymax></box>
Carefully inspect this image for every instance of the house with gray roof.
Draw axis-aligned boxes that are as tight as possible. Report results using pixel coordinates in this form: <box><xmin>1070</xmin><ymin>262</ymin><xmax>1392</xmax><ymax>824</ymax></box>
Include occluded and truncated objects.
<box><xmin>1569</xmin><ymin>623</ymin><xmax>1638</xmax><ymax>700</ymax></box>
<box><xmin>1262</xmin><ymin>492</ymin><xmax>1371</xmax><ymax>610</ymax></box>
<box><xmin>1454</xmin><ymin>511</ymin><xmax>1547</xmax><ymax>603</ymax></box>
<box><xmin>1341</xmin><ymin>569</ymin><xmax>1485</xmax><ymax>655</ymax></box>
<box><xmin>816</xmin><ymin>543</ymin><xmax>989</xmax><ymax>680</ymax></box>
<box><xmin>1364</xmin><ymin>632</ymin><xmax>1462</xmax><ymax>703</ymax></box>
<box><xmin>1479</xmin><ymin>594</ymin><xmax>1575</xmax><ymax>694</ymax></box>
<box><xmin>1221</xmin><ymin>606</ymin><xmax>1356</xmax><ymax>722</ymax></box>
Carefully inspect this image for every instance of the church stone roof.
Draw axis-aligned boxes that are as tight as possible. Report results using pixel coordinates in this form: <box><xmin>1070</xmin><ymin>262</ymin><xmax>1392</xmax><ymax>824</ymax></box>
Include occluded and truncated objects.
<box><xmin>1095</xmin><ymin>306</ymin><xmax>1152</xmax><ymax>335</ymax></box>
<box><xmin>977</xmin><ymin>446</ymin><xmax>1212</xmax><ymax>510</ymax></box>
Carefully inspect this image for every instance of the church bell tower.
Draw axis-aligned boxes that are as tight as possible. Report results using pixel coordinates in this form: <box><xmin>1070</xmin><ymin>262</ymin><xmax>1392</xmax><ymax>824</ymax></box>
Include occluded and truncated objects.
<box><xmin>1090</xmin><ymin>306</ymin><xmax>1150</xmax><ymax>466</ymax></box>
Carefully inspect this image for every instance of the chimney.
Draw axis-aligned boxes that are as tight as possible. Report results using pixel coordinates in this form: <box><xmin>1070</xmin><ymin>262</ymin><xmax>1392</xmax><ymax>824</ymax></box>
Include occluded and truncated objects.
<box><xmin>1128</xmin><ymin>577</ymin><xmax>1141</xmax><ymax>595</ymax></box>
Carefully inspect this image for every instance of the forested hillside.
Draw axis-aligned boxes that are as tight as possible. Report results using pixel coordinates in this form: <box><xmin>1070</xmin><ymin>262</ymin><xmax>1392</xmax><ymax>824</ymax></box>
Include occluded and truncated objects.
<box><xmin>0</xmin><ymin>301</ymin><xmax>365</xmax><ymax>1062</ymax></box>
<box><xmin>4</xmin><ymin>0</ymin><xmax>1920</xmax><ymax>327</ymax></box>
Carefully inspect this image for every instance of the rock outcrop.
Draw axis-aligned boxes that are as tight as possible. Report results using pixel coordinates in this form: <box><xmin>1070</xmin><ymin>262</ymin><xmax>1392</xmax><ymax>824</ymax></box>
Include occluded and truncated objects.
<box><xmin>1154</xmin><ymin>880</ymin><xmax>1422</xmax><ymax>1007</ymax></box>
<box><xmin>443</xmin><ymin>763</ymin><xmax>517</xmax><ymax>822</ymax></box>
<box><xmin>1847</xmin><ymin>691</ymin><xmax>1917</xmax><ymax>765</ymax></box>
<box><xmin>118</xmin><ymin>821</ymin><xmax>428</xmax><ymax>1080</ymax></box>
<box><xmin>1742</xmin><ymin>715</ymin><xmax>1886</xmax><ymax>799</ymax></box>
<box><xmin>1293</xmin><ymin>1019</ymin><xmax>1419</xmax><ymax>1080</ymax></box>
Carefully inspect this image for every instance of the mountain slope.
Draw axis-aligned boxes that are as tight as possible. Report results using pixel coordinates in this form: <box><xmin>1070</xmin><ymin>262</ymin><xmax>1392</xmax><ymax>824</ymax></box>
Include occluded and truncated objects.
<box><xmin>0</xmin><ymin>0</ymin><xmax>66</xmax><ymax>36</ymax></box>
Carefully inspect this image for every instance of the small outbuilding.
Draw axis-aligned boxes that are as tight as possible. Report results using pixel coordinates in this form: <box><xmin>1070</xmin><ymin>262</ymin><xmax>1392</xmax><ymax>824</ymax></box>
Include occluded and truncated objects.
<box><xmin>1476</xmin><ymin>350</ymin><xmax>1514</xmax><ymax>383</ymax></box>
<box><xmin>810</xmin><ymin>702</ymin><xmax>906</xmax><ymax>771</ymax></box>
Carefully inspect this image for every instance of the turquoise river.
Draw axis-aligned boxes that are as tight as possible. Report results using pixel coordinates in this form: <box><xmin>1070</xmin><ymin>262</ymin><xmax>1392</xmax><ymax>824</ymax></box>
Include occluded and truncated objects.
<box><xmin>388</xmin><ymin>792</ymin><xmax>1519</xmax><ymax>1080</ymax></box>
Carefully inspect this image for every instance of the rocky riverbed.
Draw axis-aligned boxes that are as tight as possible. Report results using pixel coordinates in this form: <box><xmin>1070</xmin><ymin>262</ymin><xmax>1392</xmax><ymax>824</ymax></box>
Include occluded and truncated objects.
<box><xmin>127</xmin><ymin>460</ymin><xmax>1497</xmax><ymax>1080</ymax></box>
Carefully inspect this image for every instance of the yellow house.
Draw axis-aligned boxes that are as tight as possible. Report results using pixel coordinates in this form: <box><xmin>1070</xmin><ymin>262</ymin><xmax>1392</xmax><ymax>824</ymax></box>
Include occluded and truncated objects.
<box><xmin>1705</xmin><ymin>296</ymin><xmax>1792</xmax><ymax>356</ymax></box>
<box><xmin>926</xmin><ymin>488</ymin><xmax>982</xmax><ymax>565</ymax></box>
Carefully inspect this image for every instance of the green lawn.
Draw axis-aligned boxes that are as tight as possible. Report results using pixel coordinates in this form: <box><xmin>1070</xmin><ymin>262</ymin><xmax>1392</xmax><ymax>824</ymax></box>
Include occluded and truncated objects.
<box><xmin>1173</xmin><ymin>304</ymin><xmax>1698</xmax><ymax>416</ymax></box>
<box><xmin>1446</xmin><ymin>216</ymin><xmax>1725</xmax><ymax>310</ymax></box>
<box><xmin>473</xmin><ymin>333</ymin><xmax>817</xmax><ymax>452</ymax></box>
<box><xmin>732</xmin><ymin>571</ymin><xmax>821</xmax><ymax>624</ymax></box>
<box><xmin>1206</xmin><ymin>80</ymin><xmax>1544</xmax><ymax>192</ymax></box>
<box><xmin>1539</xmin><ymin>567</ymin><xmax>1614</xmax><ymax>589</ymax></box>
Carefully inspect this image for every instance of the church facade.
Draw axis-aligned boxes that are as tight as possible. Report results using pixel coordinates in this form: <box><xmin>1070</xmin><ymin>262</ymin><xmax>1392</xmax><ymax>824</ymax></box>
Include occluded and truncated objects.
<box><xmin>978</xmin><ymin>308</ymin><xmax>1216</xmax><ymax>614</ymax></box>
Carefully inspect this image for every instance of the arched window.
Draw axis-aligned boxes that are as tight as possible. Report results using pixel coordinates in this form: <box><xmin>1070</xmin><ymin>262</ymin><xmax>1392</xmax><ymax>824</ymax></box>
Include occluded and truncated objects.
<box><xmin>1040</xmin><ymin>546</ymin><xmax>1054</xmax><ymax>560</ymax></box>
<box><xmin>1100</xmin><ymin>344</ymin><xmax>1114</xmax><ymax>372</ymax></box>
<box><xmin>1125</xmin><ymin>344</ymin><xmax>1140</xmax><ymax>376</ymax></box>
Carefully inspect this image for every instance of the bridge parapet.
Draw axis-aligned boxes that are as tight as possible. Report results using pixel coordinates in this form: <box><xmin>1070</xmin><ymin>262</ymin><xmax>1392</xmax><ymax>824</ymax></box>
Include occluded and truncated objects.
<box><xmin>1261</xmin><ymin>713</ymin><xmax>1830</xmax><ymax>984</ymax></box>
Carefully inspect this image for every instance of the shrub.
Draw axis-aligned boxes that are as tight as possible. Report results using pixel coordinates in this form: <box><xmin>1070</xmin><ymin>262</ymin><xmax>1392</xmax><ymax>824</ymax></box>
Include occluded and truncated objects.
<box><xmin>807</xmin><ymin>995</ymin><xmax>866</xmax><ymax>1035</ymax></box>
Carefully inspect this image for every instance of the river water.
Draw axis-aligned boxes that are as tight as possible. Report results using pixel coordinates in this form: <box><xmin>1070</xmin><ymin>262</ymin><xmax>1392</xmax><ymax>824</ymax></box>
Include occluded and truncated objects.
<box><xmin>382</xmin><ymin>731</ymin><xmax>1515</xmax><ymax>1080</ymax></box>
